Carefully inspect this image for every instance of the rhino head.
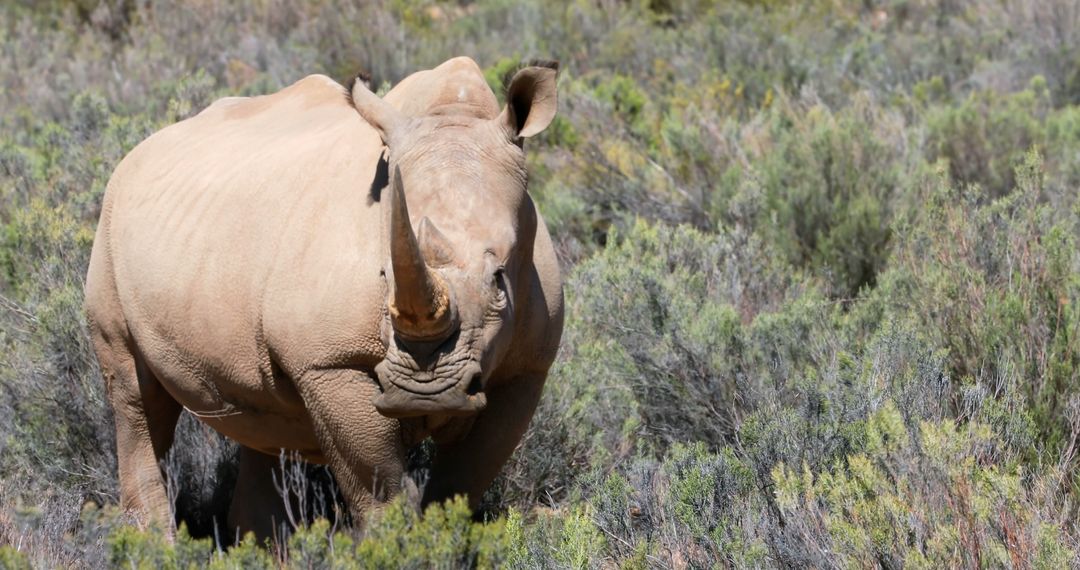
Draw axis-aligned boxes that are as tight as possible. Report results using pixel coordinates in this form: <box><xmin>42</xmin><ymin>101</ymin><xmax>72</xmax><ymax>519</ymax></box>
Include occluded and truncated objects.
<box><xmin>349</xmin><ymin>64</ymin><xmax>558</xmax><ymax>419</ymax></box>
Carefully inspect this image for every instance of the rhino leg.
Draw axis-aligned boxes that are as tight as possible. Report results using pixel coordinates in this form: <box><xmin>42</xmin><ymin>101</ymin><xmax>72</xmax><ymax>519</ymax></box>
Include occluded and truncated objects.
<box><xmin>422</xmin><ymin>373</ymin><xmax>546</xmax><ymax>511</ymax></box>
<box><xmin>227</xmin><ymin>447</ymin><xmax>291</xmax><ymax>543</ymax></box>
<box><xmin>95</xmin><ymin>336</ymin><xmax>182</xmax><ymax>532</ymax></box>
<box><xmin>296</xmin><ymin>369</ymin><xmax>406</xmax><ymax>523</ymax></box>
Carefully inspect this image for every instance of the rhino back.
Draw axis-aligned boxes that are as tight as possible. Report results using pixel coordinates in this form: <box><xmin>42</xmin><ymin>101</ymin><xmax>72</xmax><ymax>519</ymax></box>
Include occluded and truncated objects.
<box><xmin>104</xmin><ymin>75</ymin><xmax>387</xmax><ymax>426</ymax></box>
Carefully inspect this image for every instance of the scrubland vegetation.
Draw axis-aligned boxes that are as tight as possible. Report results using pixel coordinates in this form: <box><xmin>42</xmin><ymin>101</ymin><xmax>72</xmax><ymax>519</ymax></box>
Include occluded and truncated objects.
<box><xmin>3</xmin><ymin>0</ymin><xmax>1080</xmax><ymax>567</ymax></box>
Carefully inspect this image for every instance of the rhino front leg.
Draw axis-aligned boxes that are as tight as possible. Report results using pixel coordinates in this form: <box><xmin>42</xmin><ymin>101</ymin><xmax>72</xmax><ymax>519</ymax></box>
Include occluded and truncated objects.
<box><xmin>422</xmin><ymin>373</ymin><xmax>546</xmax><ymax>511</ymax></box>
<box><xmin>296</xmin><ymin>369</ymin><xmax>407</xmax><ymax>523</ymax></box>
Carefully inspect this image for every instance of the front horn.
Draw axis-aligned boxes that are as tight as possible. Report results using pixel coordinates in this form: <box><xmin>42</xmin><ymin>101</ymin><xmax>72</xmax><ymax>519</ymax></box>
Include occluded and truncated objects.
<box><xmin>387</xmin><ymin>167</ymin><xmax>453</xmax><ymax>340</ymax></box>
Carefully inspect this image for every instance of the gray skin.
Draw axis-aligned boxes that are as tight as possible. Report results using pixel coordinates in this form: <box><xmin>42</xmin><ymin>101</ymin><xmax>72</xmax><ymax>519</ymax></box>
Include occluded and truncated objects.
<box><xmin>83</xmin><ymin>57</ymin><xmax>563</xmax><ymax>538</ymax></box>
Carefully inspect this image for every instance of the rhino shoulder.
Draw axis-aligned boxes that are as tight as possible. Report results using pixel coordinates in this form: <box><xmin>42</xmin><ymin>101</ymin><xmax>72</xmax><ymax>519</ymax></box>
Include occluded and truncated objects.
<box><xmin>288</xmin><ymin>74</ymin><xmax>350</xmax><ymax>99</ymax></box>
<box><xmin>197</xmin><ymin>74</ymin><xmax>351</xmax><ymax>122</ymax></box>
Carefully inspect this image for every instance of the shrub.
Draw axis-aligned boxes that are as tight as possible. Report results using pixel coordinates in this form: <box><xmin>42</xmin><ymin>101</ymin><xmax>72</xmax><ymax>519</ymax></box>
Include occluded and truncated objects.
<box><xmin>880</xmin><ymin>152</ymin><xmax>1080</xmax><ymax>452</ymax></box>
<box><xmin>750</xmin><ymin>91</ymin><xmax>912</xmax><ymax>298</ymax></box>
<box><xmin>925</xmin><ymin>78</ymin><xmax>1052</xmax><ymax>198</ymax></box>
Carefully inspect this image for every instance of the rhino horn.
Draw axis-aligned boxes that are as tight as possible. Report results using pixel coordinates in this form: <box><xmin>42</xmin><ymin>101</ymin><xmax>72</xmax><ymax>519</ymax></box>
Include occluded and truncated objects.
<box><xmin>417</xmin><ymin>216</ymin><xmax>455</xmax><ymax>267</ymax></box>
<box><xmin>388</xmin><ymin>167</ymin><xmax>453</xmax><ymax>340</ymax></box>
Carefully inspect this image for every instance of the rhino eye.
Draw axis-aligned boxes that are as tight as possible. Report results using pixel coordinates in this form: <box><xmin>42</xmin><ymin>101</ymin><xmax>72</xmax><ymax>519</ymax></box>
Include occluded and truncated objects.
<box><xmin>492</xmin><ymin>268</ymin><xmax>508</xmax><ymax>308</ymax></box>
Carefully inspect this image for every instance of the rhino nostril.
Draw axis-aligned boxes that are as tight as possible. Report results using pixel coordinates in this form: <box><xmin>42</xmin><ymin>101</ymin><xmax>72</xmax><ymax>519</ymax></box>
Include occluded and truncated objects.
<box><xmin>465</xmin><ymin>371</ymin><xmax>483</xmax><ymax>395</ymax></box>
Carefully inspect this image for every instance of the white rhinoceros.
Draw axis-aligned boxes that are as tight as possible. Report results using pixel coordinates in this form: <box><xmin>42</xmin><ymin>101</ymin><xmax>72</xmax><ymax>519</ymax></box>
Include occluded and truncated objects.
<box><xmin>84</xmin><ymin>56</ymin><xmax>564</xmax><ymax>536</ymax></box>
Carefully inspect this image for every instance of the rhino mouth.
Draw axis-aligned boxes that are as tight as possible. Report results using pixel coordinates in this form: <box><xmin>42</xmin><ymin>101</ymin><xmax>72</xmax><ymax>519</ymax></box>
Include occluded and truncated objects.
<box><xmin>372</xmin><ymin>357</ymin><xmax>487</xmax><ymax>418</ymax></box>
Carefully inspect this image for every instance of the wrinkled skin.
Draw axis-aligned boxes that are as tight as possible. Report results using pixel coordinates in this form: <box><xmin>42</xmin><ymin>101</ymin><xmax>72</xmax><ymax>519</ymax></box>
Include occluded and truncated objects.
<box><xmin>83</xmin><ymin>57</ymin><xmax>564</xmax><ymax>539</ymax></box>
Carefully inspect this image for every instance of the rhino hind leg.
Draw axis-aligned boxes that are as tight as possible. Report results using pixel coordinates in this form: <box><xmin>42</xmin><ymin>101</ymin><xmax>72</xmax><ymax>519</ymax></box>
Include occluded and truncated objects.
<box><xmin>227</xmin><ymin>446</ymin><xmax>291</xmax><ymax>542</ymax></box>
<box><xmin>95</xmin><ymin>335</ymin><xmax>182</xmax><ymax>531</ymax></box>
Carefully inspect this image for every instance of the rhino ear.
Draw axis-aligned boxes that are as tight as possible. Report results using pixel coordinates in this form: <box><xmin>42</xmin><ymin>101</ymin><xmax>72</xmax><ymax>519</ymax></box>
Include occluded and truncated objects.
<box><xmin>350</xmin><ymin>75</ymin><xmax>406</xmax><ymax>145</ymax></box>
<box><xmin>498</xmin><ymin>63</ymin><xmax>559</xmax><ymax>139</ymax></box>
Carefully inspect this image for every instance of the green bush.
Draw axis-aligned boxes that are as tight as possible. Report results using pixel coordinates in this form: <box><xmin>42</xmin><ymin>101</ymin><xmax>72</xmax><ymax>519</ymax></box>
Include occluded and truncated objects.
<box><xmin>925</xmin><ymin>78</ymin><xmax>1052</xmax><ymax>198</ymax></box>
<box><xmin>876</xmin><ymin>152</ymin><xmax>1080</xmax><ymax>452</ymax></box>
<box><xmin>751</xmin><ymin>92</ymin><xmax>909</xmax><ymax>298</ymax></box>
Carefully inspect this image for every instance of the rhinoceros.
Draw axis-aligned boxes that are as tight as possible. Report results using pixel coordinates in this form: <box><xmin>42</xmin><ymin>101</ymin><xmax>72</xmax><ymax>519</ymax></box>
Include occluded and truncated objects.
<box><xmin>83</xmin><ymin>57</ymin><xmax>564</xmax><ymax>536</ymax></box>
